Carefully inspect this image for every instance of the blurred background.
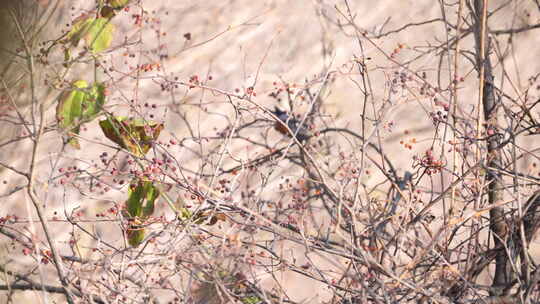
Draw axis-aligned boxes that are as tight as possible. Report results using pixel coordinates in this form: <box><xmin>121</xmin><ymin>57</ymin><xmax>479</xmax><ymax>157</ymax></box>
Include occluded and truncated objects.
<box><xmin>0</xmin><ymin>0</ymin><xmax>539</xmax><ymax>303</ymax></box>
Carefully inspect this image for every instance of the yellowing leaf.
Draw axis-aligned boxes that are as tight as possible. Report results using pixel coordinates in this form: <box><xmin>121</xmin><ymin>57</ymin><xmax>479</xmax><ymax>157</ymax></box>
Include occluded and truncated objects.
<box><xmin>127</xmin><ymin>225</ymin><xmax>145</xmax><ymax>247</ymax></box>
<box><xmin>173</xmin><ymin>196</ymin><xmax>193</xmax><ymax>220</ymax></box>
<box><xmin>108</xmin><ymin>0</ymin><xmax>130</xmax><ymax>9</ymax></box>
<box><xmin>100</xmin><ymin>6</ymin><xmax>116</xmax><ymax>19</ymax></box>
<box><xmin>192</xmin><ymin>211</ymin><xmax>227</xmax><ymax>226</ymax></box>
<box><xmin>99</xmin><ymin>116</ymin><xmax>164</xmax><ymax>156</ymax></box>
<box><xmin>66</xmin><ymin>16</ymin><xmax>114</xmax><ymax>53</ymax></box>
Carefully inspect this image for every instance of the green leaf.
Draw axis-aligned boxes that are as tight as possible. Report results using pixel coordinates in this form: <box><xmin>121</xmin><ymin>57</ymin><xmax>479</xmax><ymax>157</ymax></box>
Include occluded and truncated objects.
<box><xmin>56</xmin><ymin>80</ymin><xmax>106</xmax><ymax>148</ymax></box>
<box><xmin>66</xmin><ymin>16</ymin><xmax>114</xmax><ymax>53</ymax></box>
<box><xmin>99</xmin><ymin>116</ymin><xmax>164</xmax><ymax>156</ymax></box>
<box><xmin>126</xmin><ymin>180</ymin><xmax>160</xmax><ymax>218</ymax></box>
<box><xmin>124</xmin><ymin>179</ymin><xmax>160</xmax><ymax>247</ymax></box>
<box><xmin>242</xmin><ymin>296</ymin><xmax>263</xmax><ymax>304</ymax></box>
<box><xmin>127</xmin><ymin>225</ymin><xmax>145</xmax><ymax>247</ymax></box>
<box><xmin>82</xmin><ymin>83</ymin><xmax>106</xmax><ymax>120</ymax></box>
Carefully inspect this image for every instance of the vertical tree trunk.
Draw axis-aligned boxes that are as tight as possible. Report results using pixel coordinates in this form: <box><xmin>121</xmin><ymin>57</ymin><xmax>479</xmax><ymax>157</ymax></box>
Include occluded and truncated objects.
<box><xmin>472</xmin><ymin>0</ymin><xmax>508</xmax><ymax>295</ymax></box>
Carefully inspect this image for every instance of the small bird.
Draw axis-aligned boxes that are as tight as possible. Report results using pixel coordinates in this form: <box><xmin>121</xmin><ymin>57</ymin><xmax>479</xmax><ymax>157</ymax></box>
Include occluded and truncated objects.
<box><xmin>272</xmin><ymin>107</ymin><xmax>310</xmax><ymax>142</ymax></box>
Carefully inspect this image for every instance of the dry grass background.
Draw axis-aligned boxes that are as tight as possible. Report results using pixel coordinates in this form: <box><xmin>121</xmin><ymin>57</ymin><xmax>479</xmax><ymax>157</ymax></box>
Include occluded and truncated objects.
<box><xmin>1</xmin><ymin>0</ymin><xmax>539</xmax><ymax>303</ymax></box>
